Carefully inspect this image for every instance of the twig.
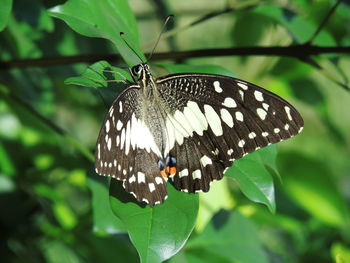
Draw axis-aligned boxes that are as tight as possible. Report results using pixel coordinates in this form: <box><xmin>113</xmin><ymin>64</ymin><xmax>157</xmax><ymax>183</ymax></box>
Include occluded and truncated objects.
<box><xmin>307</xmin><ymin>0</ymin><xmax>342</xmax><ymax>44</ymax></box>
<box><xmin>0</xmin><ymin>45</ymin><xmax>349</xmax><ymax>70</ymax></box>
<box><xmin>150</xmin><ymin>45</ymin><xmax>350</xmax><ymax>61</ymax></box>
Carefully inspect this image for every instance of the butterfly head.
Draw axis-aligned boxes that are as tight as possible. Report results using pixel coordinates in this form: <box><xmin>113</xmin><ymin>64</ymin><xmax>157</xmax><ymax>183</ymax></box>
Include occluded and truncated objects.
<box><xmin>130</xmin><ymin>63</ymin><xmax>151</xmax><ymax>82</ymax></box>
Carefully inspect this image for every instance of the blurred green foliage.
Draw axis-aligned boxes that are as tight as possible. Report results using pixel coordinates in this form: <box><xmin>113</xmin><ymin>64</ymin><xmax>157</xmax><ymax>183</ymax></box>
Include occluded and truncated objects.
<box><xmin>1</xmin><ymin>0</ymin><xmax>350</xmax><ymax>262</ymax></box>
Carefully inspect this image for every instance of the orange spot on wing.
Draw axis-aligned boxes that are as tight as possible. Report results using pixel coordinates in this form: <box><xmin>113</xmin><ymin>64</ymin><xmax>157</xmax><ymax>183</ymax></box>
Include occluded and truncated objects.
<box><xmin>166</xmin><ymin>166</ymin><xmax>176</xmax><ymax>175</ymax></box>
<box><xmin>160</xmin><ymin>169</ymin><xmax>167</xmax><ymax>178</ymax></box>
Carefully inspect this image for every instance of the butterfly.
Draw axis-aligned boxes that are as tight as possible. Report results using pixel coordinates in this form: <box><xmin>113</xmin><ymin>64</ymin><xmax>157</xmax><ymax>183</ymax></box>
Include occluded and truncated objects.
<box><xmin>94</xmin><ymin>63</ymin><xmax>304</xmax><ymax>206</ymax></box>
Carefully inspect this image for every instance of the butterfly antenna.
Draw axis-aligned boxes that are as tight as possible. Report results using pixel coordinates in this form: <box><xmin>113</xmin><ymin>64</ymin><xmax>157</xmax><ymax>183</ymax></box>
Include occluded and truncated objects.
<box><xmin>147</xmin><ymin>14</ymin><xmax>174</xmax><ymax>61</ymax></box>
<box><xmin>120</xmin><ymin>32</ymin><xmax>145</xmax><ymax>63</ymax></box>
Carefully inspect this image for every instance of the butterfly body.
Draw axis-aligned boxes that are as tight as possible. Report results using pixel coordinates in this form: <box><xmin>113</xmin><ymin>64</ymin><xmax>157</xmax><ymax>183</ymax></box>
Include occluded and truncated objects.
<box><xmin>95</xmin><ymin>63</ymin><xmax>304</xmax><ymax>206</ymax></box>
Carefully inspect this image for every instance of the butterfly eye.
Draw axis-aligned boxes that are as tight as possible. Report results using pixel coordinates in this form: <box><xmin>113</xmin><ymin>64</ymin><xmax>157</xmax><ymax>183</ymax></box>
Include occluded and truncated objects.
<box><xmin>131</xmin><ymin>65</ymin><xmax>142</xmax><ymax>76</ymax></box>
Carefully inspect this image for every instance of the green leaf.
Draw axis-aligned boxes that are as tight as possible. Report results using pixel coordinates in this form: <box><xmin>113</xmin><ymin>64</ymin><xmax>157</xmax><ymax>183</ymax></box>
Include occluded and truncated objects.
<box><xmin>331</xmin><ymin>243</ymin><xmax>350</xmax><ymax>263</ymax></box>
<box><xmin>65</xmin><ymin>60</ymin><xmax>130</xmax><ymax>89</ymax></box>
<box><xmin>0</xmin><ymin>175</ymin><xmax>15</xmax><ymax>193</ymax></box>
<box><xmin>41</xmin><ymin>240</ymin><xmax>82</xmax><ymax>263</ymax></box>
<box><xmin>53</xmin><ymin>201</ymin><xmax>78</xmax><ymax>230</ymax></box>
<box><xmin>65</xmin><ymin>60</ymin><xmax>130</xmax><ymax>107</ymax></box>
<box><xmin>279</xmin><ymin>152</ymin><xmax>349</xmax><ymax>226</ymax></box>
<box><xmin>0</xmin><ymin>0</ymin><xmax>12</xmax><ymax>31</ymax></box>
<box><xmin>226</xmin><ymin>146</ymin><xmax>277</xmax><ymax>213</ymax></box>
<box><xmin>186</xmin><ymin>210</ymin><xmax>269</xmax><ymax>263</ymax></box>
<box><xmin>109</xmin><ymin>181</ymin><xmax>199</xmax><ymax>263</ymax></box>
<box><xmin>253</xmin><ymin>4</ymin><xmax>336</xmax><ymax>45</ymax></box>
<box><xmin>48</xmin><ymin>0</ymin><xmax>144</xmax><ymax>65</ymax></box>
<box><xmin>0</xmin><ymin>140</ymin><xmax>16</xmax><ymax>176</ymax></box>
<box><xmin>85</xmin><ymin>235</ymin><xmax>139</xmax><ymax>263</ymax></box>
<box><xmin>88</xmin><ymin>170</ymin><xmax>126</xmax><ymax>234</ymax></box>
<box><xmin>196</xmin><ymin>177</ymin><xmax>234</xmax><ymax>232</ymax></box>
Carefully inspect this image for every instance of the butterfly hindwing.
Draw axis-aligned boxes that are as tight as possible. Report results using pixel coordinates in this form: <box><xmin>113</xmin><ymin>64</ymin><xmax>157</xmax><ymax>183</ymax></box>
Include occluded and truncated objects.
<box><xmin>95</xmin><ymin>86</ymin><xmax>168</xmax><ymax>206</ymax></box>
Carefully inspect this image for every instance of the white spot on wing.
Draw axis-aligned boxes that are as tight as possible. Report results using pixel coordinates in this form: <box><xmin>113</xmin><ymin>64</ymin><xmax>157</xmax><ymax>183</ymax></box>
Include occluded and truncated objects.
<box><xmin>204</xmin><ymin>105</ymin><xmax>223</xmax><ymax>136</ymax></box>
<box><xmin>227</xmin><ymin>149</ymin><xmax>233</xmax><ymax>155</ymax></box>
<box><xmin>192</xmin><ymin>169</ymin><xmax>202</xmax><ymax>180</ymax></box>
<box><xmin>200</xmin><ymin>155</ymin><xmax>212</xmax><ymax>167</ymax></box>
<box><xmin>125</xmin><ymin>120</ymin><xmax>131</xmax><ymax>154</ymax></box>
<box><xmin>97</xmin><ymin>143</ymin><xmax>101</xmax><ymax>159</ymax></box>
<box><xmin>179</xmin><ymin>169</ymin><xmax>189</xmax><ymax>178</ymax></box>
<box><xmin>119</xmin><ymin>101</ymin><xmax>123</xmax><ymax>113</ymax></box>
<box><xmin>284</xmin><ymin>124</ymin><xmax>290</xmax><ymax>130</ymax></box>
<box><xmin>109</xmin><ymin>108</ymin><xmax>114</xmax><ymax>117</ymax></box>
<box><xmin>120</xmin><ymin>128</ymin><xmax>125</xmax><ymax>149</ymax></box>
<box><xmin>263</xmin><ymin>103</ymin><xmax>269</xmax><ymax>111</ymax></box>
<box><xmin>248</xmin><ymin>132</ymin><xmax>256</xmax><ymax>139</ymax></box>
<box><xmin>212</xmin><ymin>148</ymin><xmax>219</xmax><ymax>155</ymax></box>
<box><xmin>116</xmin><ymin>120</ymin><xmax>123</xmax><ymax>130</ymax></box>
<box><xmin>254</xmin><ymin>90</ymin><xmax>264</xmax><ymax>101</ymax></box>
<box><xmin>239</xmin><ymin>90</ymin><xmax>244</xmax><ymax>101</ymax></box>
<box><xmin>105</xmin><ymin>120</ymin><xmax>110</xmax><ymax>132</ymax></box>
<box><xmin>237</xmin><ymin>82</ymin><xmax>248</xmax><ymax>90</ymax></box>
<box><xmin>235</xmin><ymin>111</ymin><xmax>244</xmax><ymax>122</ymax></box>
<box><xmin>107</xmin><ymin>138</ymin><xmax>112</xmax><ymax>151</ymax></box>
<box><xmin>155</xmin><ymin>177</ymin><xmax>163</xmax><ymax>184</ymax></box>
<box><xmin>213</xmin><ymin>81</ymin><xmax>223</xmax><ymax>93</ymax></box>
<box><xmin>274</xmin><ymin>128</ymin><xmax>280</xmax><ymax>133</ymax></box>
<box><xmin>129</xmin><ymin>175</ymin><xmax>136</xmax><ymax>183</ymax></box>
<box><xmin>238</xmin><ymin>139</ymin><xmax>245</xmax><ymax>147</ymax></box>
<box><xmin>257</xmin><ymin>108</ymin><xmax>267</xmax><ymax>120</ymax></box>
<box><xmin>137</xmin><ymin>172</ymin><xmax>145</xmax><ymax>183</ymax></box>
<box><xmin>285</xmin><ymin>106</ymin><xmax>292</xmax><ymax>120</ymax></box>
<box><xmin>262</xmin><ymin>132</ymin><xmax>269</xmax><ymax>137</ymax></box>
<box><xmin>148</xmin><ymin>183</ymin><xmax>155</xmax><ymax>192</ymax></box>
<box><xmin>220</xmin><ymin>109</ymin><xmax>234</xmax><ymax>128</ymax></box>
<box><xmin>222</xmin><ymin>98</ymin><xmax>237</xmax><ymax>108</ymax></box>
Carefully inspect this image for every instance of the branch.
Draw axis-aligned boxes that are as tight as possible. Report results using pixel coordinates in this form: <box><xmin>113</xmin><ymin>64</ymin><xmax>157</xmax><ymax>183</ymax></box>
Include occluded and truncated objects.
<box><xmin>151</xmin><ymin>45</ymin><xmax>350</xmax><ymax>61</ymax></box>
<box><xmin>0</xmin><ymin>45</ymin><xmax>349</xmax><ymax>70</ymax></box>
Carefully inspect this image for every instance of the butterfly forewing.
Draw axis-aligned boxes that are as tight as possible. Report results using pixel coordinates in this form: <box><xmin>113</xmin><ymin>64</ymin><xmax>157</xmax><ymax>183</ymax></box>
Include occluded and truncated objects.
<box><xmin>156</xmin><ymin>74</ymin><xmax>303</xmax><ymax>193</ymax></box>
<box><xmin>95</xmin><ymin>64</ymin><xmax>304</xmax><ymax>206</ymax></box>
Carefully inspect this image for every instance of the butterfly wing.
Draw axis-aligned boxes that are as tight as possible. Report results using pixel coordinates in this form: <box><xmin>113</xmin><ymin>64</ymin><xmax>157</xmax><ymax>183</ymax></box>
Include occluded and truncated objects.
<box><xmin>156</xmin><ymin>73</ymin><xmax>303</xmax><ymax>193</ymax></box>
<box><xmin>95</xmin><ymin>86</ymin><xmax>168</xmax><ymax>206</ymax></box>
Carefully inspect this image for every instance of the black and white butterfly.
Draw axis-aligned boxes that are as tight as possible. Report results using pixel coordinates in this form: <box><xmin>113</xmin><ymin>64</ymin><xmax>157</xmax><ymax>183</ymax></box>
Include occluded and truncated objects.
<box><xmin>95</xmin><ymin>63</ymin><xmax>304</xmax><ymax>206</ymax></box>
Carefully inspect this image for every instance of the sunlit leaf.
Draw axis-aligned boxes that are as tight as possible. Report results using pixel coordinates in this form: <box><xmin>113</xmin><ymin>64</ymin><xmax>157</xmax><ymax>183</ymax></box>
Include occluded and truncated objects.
<box><xmin>185</xmin><ymin>210</ymin><xmax>269</xmax><ymax>263</ymax></box>
<box><xmin>110</xmin><ymin>181</ymin><xmax>198</xmax><ymax>263</ymax></box>
<box><xmin>48</xmin><ymin>0</ymin><xmax>144</xmax><ymax>65</ymax></box>
<box><xmin>0</xmin><ymin>0</ymin><xmax>12</xmax><ymax>31</ymax></box>
<box><xmin>226</xmin><ymin>146</ymin><xmax>277</xmax><ymax>213</ymax></box>
<box><xmin>88</xmin><ymin>169</ymin><xmax>126</xmax><ymax>234</ymax></box>
<box><xmin>279</xmin><ymin>152</ymin><xmax>349</xmax><ymax>226</ymax></box>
